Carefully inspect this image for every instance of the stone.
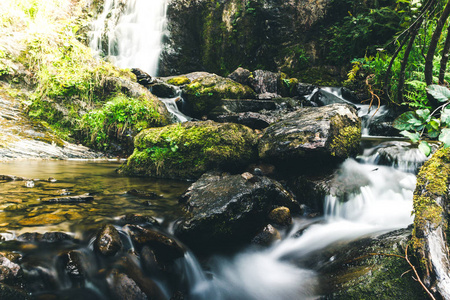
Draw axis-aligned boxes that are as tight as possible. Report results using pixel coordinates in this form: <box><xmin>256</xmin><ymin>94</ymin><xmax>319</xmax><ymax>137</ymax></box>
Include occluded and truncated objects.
<box><xmin>116</xmin><ymin>214</ymin><xmax>159</xmax><ymax>226</ymax></box>
<box><xmin>150</xmin><ymin>81</ymin><xmax>178</xmax><ymax>98</ymax></box>
<box><xmin>258</xmin><ymin>103</ymin><xmax>361</xmax><ymax>171</ymax></box>
<box><xmin>17</xmin><ymin>232</ymin><xmax>73</xmax><ymax>243</ymax></box>
<box><xmin>248</xmin><ymin>70</ymin><xmax>280</xmax><ymax>98</ymax></box>
<box><xmin>127</xmin><ymin>225</ymin><xmax>185</xmax><ymax>262</ymax></box>
<box><xmin>120</xmin><ymin>121</ymin><xmax>258</xmax><ymax>180</ymax></box>
<box><xmin>227</xmin><ymin>67</ymin><xmax>252</xmax><ymax>85</ymax></box>
<box><xmin>41</xmin><ymin>194</ymin><xmax>94</xmax><ymax>204</ymax></box>
<box><xmin>94</xmin><ymin>225</ymin><xmax>122</xmax><ymax>257</ymax></box>
<box><xmin>174</xmin><ymin>172</ymin><xmax>299</xmax><ymax>252</ymax></box>
<box><xmin>0</xmin><ymin>254</ymin><xmax>21</xmax><ymax>282</ymax></box>
<box><xmin>213</xmin><ymin>112</ymin><xmax>277</xmax><ymax>129</ymax></box>
<box><xmin>268</xmin><ymin>207</ymin><xmax>292</xmax><ymax>226</ymax></box>
<box><xmin>182</xmin><ymin>73</ymin><xmax>256</xmax><ymax>118</ymax></box>
<box><xmin>131</xmin><ymin>68</ymin><xmax>153</xmax><ymax>87</ymax></box>
<box><xmin>251</xmin><ymin>224</ymin><xmax>281</xmax><ymax>246</ymax></box>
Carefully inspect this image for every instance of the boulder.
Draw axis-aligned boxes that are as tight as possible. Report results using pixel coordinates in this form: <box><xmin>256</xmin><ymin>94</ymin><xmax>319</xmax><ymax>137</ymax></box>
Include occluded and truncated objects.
<box><xmin>94</xmin><ymin>225</ymin><xmax>123</xmax><ymax>257</ymax></box>
<box><xmin>0</xmin><ymin>254</ymin><xmax>21</xmax><ymax>282</ymax></box>
<box><xmin>131</xmin><ymin>68</ymin><xmax>154</xmax><ymax>87</ymax></box>
<box><xmin>248</xmin><ymin>70</ymin><xmax>281</xmax><ymax>99</ymax></box>
<box><xmin>121</xmin><ymin>121</ymin><xmax>258</xmax><ymax>180</ymax></box>
<box><xmin>258</xmin><ymin>103</ymin><xmax>361</xmax><ymax>171</ymax></box>
<box><xmin>150</xmin><ymin>81</ymin><xmax>178</xmax><ymax>98</ymax></box>
<box><xmin>227</xmin><ymin>67</ymin><xmax>252</xmax><ymax>85</ymax></box>
<box><xmin>182</xmin><ymin>74</ymin><xmax>256</xmax><ymax>118</ymax></box>
<box><xmin>174</xmin><ymin>172</ymin><xmax>299</xmax><ymax>252</ymax></box>
<box><xmin>318</xmin><ymin>227</ymin><xmax>427</xmax><ymax>299</ymax></box>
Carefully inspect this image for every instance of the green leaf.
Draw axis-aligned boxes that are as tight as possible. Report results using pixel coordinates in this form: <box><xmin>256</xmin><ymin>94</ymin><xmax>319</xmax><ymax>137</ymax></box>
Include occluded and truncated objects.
<box><xmin>439</xmin><ymin>128</ymin><xmax>450</xmax><ymax>148</ymax></box>
<box><xmin>416</xmin><ymin>109</ymin><xmax>430</xmax><ymax>122</ymax></box>
<box><xmin>418</xmin><ymin>141</ymin><xmax>431</xmax><ymax>157</ymax></box>
<box><xmin>441</xmin><ymin>108</ymin><xmax>450</xmax><ymax>126</ymax></box>
<box><xmin>400</xmin><ymin>130</ymin><xmax>420</xmax><ymax>143</ymax></box>
<box><xmin>427</xmin><ymin>85</ymin><xmax>450</xmax><ymax>103</ymax></box>
<box><xmin>393</xmin><ymin>111</ymin><xmax>418</xmax><ymax>131</ymax></box>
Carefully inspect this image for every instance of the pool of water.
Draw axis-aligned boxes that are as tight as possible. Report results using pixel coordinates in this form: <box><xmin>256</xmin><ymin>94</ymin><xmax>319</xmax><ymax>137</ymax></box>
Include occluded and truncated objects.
<box><xmin>0</xmin><ymin>160</ymin><xmax>190</xmax><ymax>235</ymax></box>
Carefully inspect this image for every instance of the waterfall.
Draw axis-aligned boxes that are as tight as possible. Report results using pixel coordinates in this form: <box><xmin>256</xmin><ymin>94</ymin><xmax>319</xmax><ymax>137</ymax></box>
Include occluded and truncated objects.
<box><xmin>89</xmin><ymin>0</ymin><xmax>168</xmax><ymax>76</ymax></box>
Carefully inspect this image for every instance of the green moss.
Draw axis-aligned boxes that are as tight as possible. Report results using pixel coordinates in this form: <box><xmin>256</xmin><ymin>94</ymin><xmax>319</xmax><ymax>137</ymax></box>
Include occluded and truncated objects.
<box><xmin>121</xmin><ymin>121</ymin><xmax>258</xmax><ymax>179</ymax></box>
<box><xmin>412</xmin><ymin>147</ymin><xmax>450</xmax><ymax>269</ymax></box>
<box><xmin>167</xmin><ymin>76</ymin><xmax>190</xmax><ymax>86</ymax></box>
<box><xmin>183</xmin><ymin>74</ymin><xmax>256</xmax><ymax>118</ymax></box>
<box><xmin>330</xmin><ymin>125</ymin><xmax>361</xmax><ymax>157</ymax></box>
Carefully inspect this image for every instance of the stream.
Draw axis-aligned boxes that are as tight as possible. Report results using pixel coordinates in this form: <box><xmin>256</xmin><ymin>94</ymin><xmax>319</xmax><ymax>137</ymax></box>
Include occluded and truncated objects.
<box><xmin>0</xmin><ymin>130</ymin><xmax>427</xmax><ymax>299</ymax></box>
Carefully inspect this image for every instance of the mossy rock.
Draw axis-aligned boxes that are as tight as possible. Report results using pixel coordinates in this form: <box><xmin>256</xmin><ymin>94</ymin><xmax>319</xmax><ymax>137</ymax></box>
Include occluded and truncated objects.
<box><xmin>258</xmin><ymin>103</ymin><xmax>361</xmax><ymax>172</ymax></box>
<box><xmin>320</xmin><ymin>227</ymin><xmax>427</xmax><ymax>299</ymax></box>
<box><xmin>166</xmin><ymin>76</ymin><xmax>190</xmax><ymax>86</ymax></box>
<box><xmin>120</xmin><ymin>121</ymin><xmax>258</xmax><ymax>180</ymax></box>
<box><xmin>182</xmin><ymin>74</ymin><xmax>256</xmax><ymax>118</ymax></box>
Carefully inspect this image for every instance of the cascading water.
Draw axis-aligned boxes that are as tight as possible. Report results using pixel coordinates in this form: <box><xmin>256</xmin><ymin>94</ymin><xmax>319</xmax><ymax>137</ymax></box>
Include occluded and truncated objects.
<box><xmin>89</xmin><ymin>0</ymin><xmax>168</xmax><ymax>76</ymax></box>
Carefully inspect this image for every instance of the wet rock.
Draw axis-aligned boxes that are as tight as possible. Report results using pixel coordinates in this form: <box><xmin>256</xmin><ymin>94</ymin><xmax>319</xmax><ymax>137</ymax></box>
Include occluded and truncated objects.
<box><xmin>126</xmin><ymin>189</ymin><xmax>163</xmax><ymax>199</ymax></box>
<box><xmin>94</xmin><ymin>225</ymin><xmax>122</xmax><ymax>257</ymax></box>
<box><xmin>131</xmin><ymin>68</ymin><xmax>153</xmax><ymax>87</ymax></box>
<box><xmin>259</xmin><ymin>103</ymin><xmax>361</xmax><ymax>172</ymax></box>
<box><xmin>251</xmin><ymin>224</ymin><xmax>281</xmax><ymax>246</ymax></box>
<box><xmin>170</xmin><ymin>291</ymin><xmax>185</xmax><ymax>300</ymax></box>
<box><xmin>213</xmin><ymin>111</ymin><xmax>277</xmax><ymax>129</ymax></box>
<box><xmin>110</xmin><ymin>257</ymin><xmax>166</xmax><ymax>300</ymax></box>
<box><xmin>41</xmin><ymin>193</ymin><xmax>94</xmax><ymax>204</ymax></box>
<box><xmin>286</xmin><ymin>175</ymin><xmax>330</xmax><ymax>214</ymax></box>
<box><xmin>108</xmin><ymin>272</ymin><xmax>147</xmax><ymax>300</ymax></box>
<box><xmin>0</xmin><ymin>175</ymin><xmax>29</xmax><ymax>181</ymax></box>
<box><xmin>210</xmin><ymin>99</ymin><xmax>277</xmax><ymax>115</ymax></box>
<box><xmin>57</xmin><ymin>250</ymin><xmax>88</xmax><ymax>287</ymax></box>
<box><xmin>127</xmin><ymin>225</ymin><xmax>185</xmax><ymax>262</ymax></box>
<box><xmin>174</xmin><ymin>172</ymin><xmax>299</xmax><ymax>252</ymax></box>
<box><xmin>310</xmin><ymin>87</ymin><xmax>356</xmax><ymax>107</ymax></box>
<box><xmin>319</xmin><ymin>227</ymin><xmax>427</xmax><ymax>299</ymax></box>
<box><xmin>140</xmin><ymin>246</ymin><xmax>160</xmax><ymax>273</ymax></box>
<box><xmin>182</xmin><ymin>73</ymin><xmax>256</xmax><ymax>118</ymax></box>
<box><xmin>17</xmin><ymin>232</ymin><xmax>73</xmax><ymax>243</ymax></box>
<box><xmin>116</xmin><ymin>214</ymin><xmax>159</xmax><ymax>226</ymax></box>
<box><xmin>227</xmin><ymin>67</ymin><xmax>252</xmax><ymax>85</ymax></box>
<box><xmin>121</xmin><ymin>121</ymin><xmax>258</xmax><ymax>180</ymax></box>
<box><xmin>150</xmin><ymin>81</ymin><xmax>178</xmax><ymax>98</ymax></box>
<box><xmin>268</xmin><ymin>207</ymin><xmax>292</xmax><ymax>226</ymax></box>
<box><xmin>0</xmin><ymin>254</ymin><xmax>21</xmax><ymax>282</ymax></box>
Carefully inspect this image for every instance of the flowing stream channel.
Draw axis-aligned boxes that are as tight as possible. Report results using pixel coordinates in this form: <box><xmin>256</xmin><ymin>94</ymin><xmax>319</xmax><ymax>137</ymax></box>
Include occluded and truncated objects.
<box><xmin>0</xmin><ymin>121</ymin><xmax>427</xmax><ymax>299</ymax></box>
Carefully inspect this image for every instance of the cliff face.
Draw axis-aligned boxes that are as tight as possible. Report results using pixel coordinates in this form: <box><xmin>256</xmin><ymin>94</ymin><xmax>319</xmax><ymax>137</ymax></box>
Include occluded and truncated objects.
<box><xmin>160</xmin><ymin>0</ymin><xmax>329</xmax><ymax>77</ymax></box>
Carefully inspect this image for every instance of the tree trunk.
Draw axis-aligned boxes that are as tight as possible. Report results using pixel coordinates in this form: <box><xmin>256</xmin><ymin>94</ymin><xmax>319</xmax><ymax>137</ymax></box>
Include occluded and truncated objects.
<box><xmin>439</xmin><ymin>25</ymin><xmax>450</xmax><ymax>84</ymax></box>
<box><xmin>425</xmin><ymin>0</ymin><xmax>450</xmax><ymax>85</ymax></box>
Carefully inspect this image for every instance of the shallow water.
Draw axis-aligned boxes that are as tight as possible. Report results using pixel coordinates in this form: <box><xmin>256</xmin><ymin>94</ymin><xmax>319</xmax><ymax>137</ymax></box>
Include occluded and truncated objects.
<box><xmin>0</xmin><ymin>160</ymin><xmax>189</xmax><ymax>235</ymax></box>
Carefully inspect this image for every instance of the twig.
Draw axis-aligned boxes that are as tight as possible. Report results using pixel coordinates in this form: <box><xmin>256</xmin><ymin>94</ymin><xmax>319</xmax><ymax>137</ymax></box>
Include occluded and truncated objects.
<box><xmin>404</xmin><ymin>244</ymin><xmax>436</xmax><ymax>300</ymax></box>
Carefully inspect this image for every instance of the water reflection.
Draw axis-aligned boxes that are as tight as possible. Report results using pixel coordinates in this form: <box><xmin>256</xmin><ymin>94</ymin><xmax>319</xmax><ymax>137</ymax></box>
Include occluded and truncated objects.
<box><xmin>0</xmin><ymin>160</ymin><xmax>190</xmax><ymax>234</ymax></box>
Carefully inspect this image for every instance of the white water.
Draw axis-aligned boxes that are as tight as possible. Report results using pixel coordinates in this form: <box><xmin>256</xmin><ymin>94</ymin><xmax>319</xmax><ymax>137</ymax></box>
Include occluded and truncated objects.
<box><xmin>180</xmin><ymin>148</ymin><xmax>417</xmax><ymax>299</ymax></box>
<box><xmin>89</xmin><ymin>0</ymin><xmax>168</xmax><ymax>76</ymax></box>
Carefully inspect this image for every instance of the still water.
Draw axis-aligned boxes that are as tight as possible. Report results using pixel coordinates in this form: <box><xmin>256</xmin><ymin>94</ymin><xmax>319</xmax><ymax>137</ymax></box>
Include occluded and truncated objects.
<box><xmin>0</xmin><ymin>160</ymin><xmax>189</xmax><ymax>235</ymax></box>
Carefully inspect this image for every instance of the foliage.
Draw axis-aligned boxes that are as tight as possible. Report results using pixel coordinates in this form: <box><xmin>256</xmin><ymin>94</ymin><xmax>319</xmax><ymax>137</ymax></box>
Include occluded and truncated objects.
<box><xmin>393</xmin><ymin>85</ymin><xmax>450</xmax><ymax>155</ymax></box>
<box><xmin>78</xmin><ymin>93</ymin><xmax>161</xmax><ymax>151</ymax></box>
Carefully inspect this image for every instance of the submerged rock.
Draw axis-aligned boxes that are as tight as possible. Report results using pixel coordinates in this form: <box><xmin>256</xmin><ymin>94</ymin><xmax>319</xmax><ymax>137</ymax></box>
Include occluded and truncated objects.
<box><xmin>41</xmin><ymin>194</ymin><xmax>94</xmax><ymax>204</ymax></box>
<box><xmin>121</xmin><ymin>121</ymin><xmax>258</xmax><ymax>180</ymax></box>
<box><xmin>174</xmin><ymin>172</ymin><xmax>299</xmax><ymax>252</ymax></box>
<box><xmin>259</xmin><ymin>103</ymin><xmax>361</xmax><ymax>171</ymax></box>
